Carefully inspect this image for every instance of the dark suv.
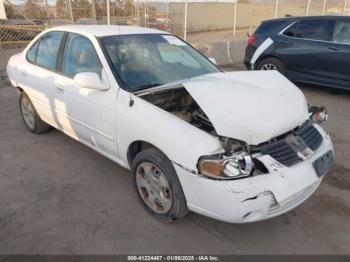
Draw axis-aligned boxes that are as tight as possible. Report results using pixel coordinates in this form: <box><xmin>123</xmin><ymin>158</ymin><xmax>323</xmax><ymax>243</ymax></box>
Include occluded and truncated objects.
<box><xmin>244</xmin><ymin>16</ymin><xmax>350</xmax><ymax>90</ymax></box>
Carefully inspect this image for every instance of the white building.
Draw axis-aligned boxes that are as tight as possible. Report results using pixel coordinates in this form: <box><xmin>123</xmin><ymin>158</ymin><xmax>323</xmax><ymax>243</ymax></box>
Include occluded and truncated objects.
<box><xmin>0</xmin><ymin>0</ymin><xmax>7</xmax><ymax>19</ymax></box>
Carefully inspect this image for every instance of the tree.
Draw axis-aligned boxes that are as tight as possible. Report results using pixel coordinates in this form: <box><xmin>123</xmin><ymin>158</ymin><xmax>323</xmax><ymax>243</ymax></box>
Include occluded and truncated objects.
<box><xmin>24</xmin><ymin>0</ymin><xmax>47</xmax><ymax>19</ymax></box>
<box><xmin>56</xmin><ymin>0</ymin><xmax>68</xmax><ymax>19</ymax></box>
<box><xmin>4</xmin><ymin>3</ymin><xmax>18</xmax><ymax>19</ymax></box>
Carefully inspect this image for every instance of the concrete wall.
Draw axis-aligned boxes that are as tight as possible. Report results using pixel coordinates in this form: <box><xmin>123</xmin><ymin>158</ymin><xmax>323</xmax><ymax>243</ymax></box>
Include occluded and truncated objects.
<box><xmin>197</xmin><ymin>39</ymin><xmax>246</xmax><ymax>66</ymax></box>
<box><xmin>169</xmin><ymin>2</ymin><xmax>264</xmax><ymax>34</ymax></box>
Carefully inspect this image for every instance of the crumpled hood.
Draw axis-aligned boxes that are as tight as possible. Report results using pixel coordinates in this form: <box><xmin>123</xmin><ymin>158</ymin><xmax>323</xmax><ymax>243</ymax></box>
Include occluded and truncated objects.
<box><xmin>183</xmin><ymin>71</ymin><xmax>309</xmax><ymax>145</ymax></box>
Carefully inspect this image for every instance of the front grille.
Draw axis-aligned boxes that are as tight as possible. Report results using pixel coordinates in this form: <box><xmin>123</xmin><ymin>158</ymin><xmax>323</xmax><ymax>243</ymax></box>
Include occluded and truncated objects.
<box><xmin>296</xmin><ymin>123</ymin><xmax>323</xmax><ymax>151</ymax></box>
<box><xmin>260</xmin><ymin>140</ymin><xmax>300</xmax><ymax>167</ymax></box>
<box><xmin>257</xmin><ymin>122</ymin><xmax>323</xmax><ymax>167</ymax></box>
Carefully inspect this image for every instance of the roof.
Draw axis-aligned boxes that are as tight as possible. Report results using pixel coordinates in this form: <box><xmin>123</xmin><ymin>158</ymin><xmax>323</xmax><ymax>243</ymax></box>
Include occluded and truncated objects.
<box><xmin>49</xmin><ymin>25</ymin><xmax>170</xmax><ymax>37</ymax></box>
<box><xmin>262</xmin><ymin>15</ymin><xmax>343</xmax><ymax>23</ymax></box>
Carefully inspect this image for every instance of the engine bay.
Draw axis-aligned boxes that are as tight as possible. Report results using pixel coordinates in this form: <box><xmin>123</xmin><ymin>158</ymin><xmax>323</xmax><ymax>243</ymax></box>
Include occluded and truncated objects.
<box><xmin>140</xmin><ymin>87</ymin><xmax>216</xmax><ymax>135</ymax></box>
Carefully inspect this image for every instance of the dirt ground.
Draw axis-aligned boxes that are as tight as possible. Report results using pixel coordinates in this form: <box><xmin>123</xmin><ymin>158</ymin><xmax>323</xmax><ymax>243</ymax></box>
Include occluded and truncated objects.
<box><xmin>0</xmin><ymin>66</ymin><xmax>350</xmax><ymax>254</ymax></box>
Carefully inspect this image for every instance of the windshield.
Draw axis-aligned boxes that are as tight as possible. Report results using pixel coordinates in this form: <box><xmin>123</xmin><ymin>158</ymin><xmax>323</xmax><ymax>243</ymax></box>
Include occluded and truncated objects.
<box><xmin>101</xmin><ymin>34</ymin><xmax>220</xmax><ymax>91</ymax></box>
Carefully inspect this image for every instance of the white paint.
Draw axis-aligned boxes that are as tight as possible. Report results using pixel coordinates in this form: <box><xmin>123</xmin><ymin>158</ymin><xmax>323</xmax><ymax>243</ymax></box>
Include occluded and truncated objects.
<box><xmin>6</xmin><ymin>26</ymin><xmax>334</xmax><ymax>223</ymax></box>
<box><xmin>0</xmin><ymin>0</ymin><xmax>7</xmax><ymax>19</ymax></box>
<box><xmin>183</xmin><ymin>71</ymin><xmax>309</xmax><ymax>145</ymax></box>
<box><xmin>250</xmin><ymin>37</ymin><xmax>274</xmax><ymax>68</ymax></box>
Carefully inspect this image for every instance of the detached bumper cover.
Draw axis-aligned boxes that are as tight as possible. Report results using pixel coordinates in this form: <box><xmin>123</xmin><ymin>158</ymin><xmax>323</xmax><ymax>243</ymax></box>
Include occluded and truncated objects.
<box><xmin>174</xmin><ymin>127</ymin><xmax>333</xmax><ymax>223</ymax></box>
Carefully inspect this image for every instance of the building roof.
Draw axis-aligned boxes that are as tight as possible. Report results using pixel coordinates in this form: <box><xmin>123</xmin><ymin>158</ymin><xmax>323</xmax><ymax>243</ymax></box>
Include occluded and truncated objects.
<box><xmin>50</xmin><ymin>25</ymin><xmax>169</xmax><ymax>37</ymax></box>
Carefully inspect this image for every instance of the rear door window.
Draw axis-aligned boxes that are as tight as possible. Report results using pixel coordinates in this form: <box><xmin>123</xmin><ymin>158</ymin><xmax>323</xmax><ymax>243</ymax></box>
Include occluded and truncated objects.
<box><xmin>333</xmin><ymin>20</ymin><xmax>350</xmax><ymax>44</ymax></box>
<box><xmin>35</xmin><ymin>31</ymin><xmax>64</xmax><ymax>70</ymax></box>
<box><xmin>294</xmin><ymin>19</ymin><xmax>333</xmax><ymax>41</ymax></box>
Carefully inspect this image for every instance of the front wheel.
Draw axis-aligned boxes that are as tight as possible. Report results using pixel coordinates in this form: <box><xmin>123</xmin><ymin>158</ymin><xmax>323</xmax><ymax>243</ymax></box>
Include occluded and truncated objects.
<box><xmin>257</xmin><ymin>57</ymin><xmax>285</xmax><ymax>75</ymax></box>
<box><xmin>131</xmin><ymin>148</ymin><xmax>188</xmax><ymax>223</ymax></box>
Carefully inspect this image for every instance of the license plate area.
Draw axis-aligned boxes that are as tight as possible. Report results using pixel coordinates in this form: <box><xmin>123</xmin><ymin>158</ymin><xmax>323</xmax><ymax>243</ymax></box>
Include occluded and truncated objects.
<box><xmin>313</xmin><ymin>150</ymin><xmax>334</xmax><ymax>177</ymax></box>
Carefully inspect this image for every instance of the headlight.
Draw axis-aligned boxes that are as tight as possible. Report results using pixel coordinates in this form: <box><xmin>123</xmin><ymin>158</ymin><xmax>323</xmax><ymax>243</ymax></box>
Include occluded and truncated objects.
<box><xmin>198</xmin><ymin>151</ymin><xmax>254</xmax><ymax>180</ymax></box>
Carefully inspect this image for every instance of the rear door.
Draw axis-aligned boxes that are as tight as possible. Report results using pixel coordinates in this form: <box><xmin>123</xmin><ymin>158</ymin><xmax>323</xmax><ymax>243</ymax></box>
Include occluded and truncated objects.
<box><xmin>321</xmin><ymin>18</ymin><xmax>350</xmax><ymax>85</ymax></box>
<box><xmin>21</xmin><ymin>31</ymin><xmax>65</xmax><ymax>127</ymax></box>
<box><xmin>278</xmin><ymin>18</ymin><xmax>333</xmax><ymax>79</ymax></box>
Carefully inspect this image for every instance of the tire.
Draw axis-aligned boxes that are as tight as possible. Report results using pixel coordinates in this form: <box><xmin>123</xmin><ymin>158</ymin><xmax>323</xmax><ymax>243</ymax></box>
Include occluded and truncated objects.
<box><xmin>257</xmin><ymin>57</ymin><xmax>285</xmax><ymax>75</ymax></box>
<box><xmin>19</xmin><ymin>92</ymin><xmax>51</xmax><ymax>134</ymax></box>
<box><xmin>131</xmin><ymin>148</ymin><xmax>189</xmax><ymax>223</ymax></box>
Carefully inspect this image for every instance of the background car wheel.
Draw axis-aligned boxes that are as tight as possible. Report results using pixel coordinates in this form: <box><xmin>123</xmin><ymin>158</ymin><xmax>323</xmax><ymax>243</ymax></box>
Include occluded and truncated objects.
<box><xmin>131</xmin><ymin>148</ymin><xmax>188</xmax><ymax>223</ymax></box>
<box><xmin>257</xmin><ymin>57</ymin><xmax>285</xmax><ymax>74</ymax></box>
<box><xmin>19</xmin><ymin>92</ymin><xmax>51</xmax><ymax>134</ymax></box>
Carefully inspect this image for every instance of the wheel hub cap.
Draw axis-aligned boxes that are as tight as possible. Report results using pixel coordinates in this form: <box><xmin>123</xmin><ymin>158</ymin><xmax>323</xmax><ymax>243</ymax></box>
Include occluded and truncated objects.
<box><xmin>136</xmin><ymin>162</ymin><xmax>173</xmax><ymax>214</ymax></box>
<box><xmin>21</xmin><ymin>97</ymin><xmax>35</xmax><ymax>129</ymax></box>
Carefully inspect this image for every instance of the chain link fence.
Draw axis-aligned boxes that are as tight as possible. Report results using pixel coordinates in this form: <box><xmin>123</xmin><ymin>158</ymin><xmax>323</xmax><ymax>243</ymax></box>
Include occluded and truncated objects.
<box><xmin>1</xmin><ymin>0</ymin><xmax>350</xmax><ymax>69</ymax></box>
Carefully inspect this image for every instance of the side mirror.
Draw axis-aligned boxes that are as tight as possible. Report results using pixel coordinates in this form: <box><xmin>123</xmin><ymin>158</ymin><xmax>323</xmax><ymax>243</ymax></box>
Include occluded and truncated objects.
<box><xmin>208</xmin><ymin>57</ymin><xmax>217</xmax><ymax>65</ymax></box>
<box><xmin>74</xmin><ymin>72</ymin><xmax>110</xmax><ymax>91</ymax></box>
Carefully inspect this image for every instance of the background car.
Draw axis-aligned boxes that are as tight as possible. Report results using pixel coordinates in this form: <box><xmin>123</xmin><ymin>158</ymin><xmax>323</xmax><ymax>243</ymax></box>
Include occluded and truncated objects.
<box><xmin>244</xmin><ymin>16</ymin><xmax>350</xmax><ymax>90</ymax></box>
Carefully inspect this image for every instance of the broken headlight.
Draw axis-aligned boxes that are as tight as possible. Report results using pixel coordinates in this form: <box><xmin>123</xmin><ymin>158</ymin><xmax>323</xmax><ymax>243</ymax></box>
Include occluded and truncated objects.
<box><xmin>309</xmin><ymin>105</ymin><xmax>328</xmax><ymax>123</ymax></box>
<box><xmin>198</xmin><ymin>151</ymin><xmax>254</xmax><ymax>180</ymax></box>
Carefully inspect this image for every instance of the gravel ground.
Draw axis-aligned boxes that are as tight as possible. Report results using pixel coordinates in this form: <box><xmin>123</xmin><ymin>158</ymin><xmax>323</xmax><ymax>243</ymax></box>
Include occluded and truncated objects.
<box><xmin>0</xmin><ymin>66</ymin><xmax>350</xmax><ymax>254</ymax></box>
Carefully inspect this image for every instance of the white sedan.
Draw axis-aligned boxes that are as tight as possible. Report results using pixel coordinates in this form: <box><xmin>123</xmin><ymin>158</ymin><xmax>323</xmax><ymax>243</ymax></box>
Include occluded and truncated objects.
<box><xmin>7</xmin><ymin>25</ymin><xmax>334</xmax><ymax>223</ymax></box>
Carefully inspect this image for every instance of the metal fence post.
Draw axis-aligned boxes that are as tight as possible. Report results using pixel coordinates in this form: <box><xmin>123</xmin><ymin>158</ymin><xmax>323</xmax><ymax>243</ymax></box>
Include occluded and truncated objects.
<box><xmin>184</xmin><ymin>0</ymin><xmax>188</xmax><ymax>40</ymax></box>
<box><xmin>145</xmin><ymin>1</ymin><xmax>148</xmax><ymax>28</ymax></box>
<box><xmin>306</xmin><ymin>0</ymin><xmax>311</xmax><ymax>16</ymax></box>
<box><xmin>274</xmin><ymin>0</ymin><xmax>278</xmax><ymax>18</ymax></box>
<box><xmin>92</xmin><ymin>0</ymin><xmax>97</xmax><ymax>24</ymax></box>
<box><xmin>107</xmin><ymin>0</ymin><xmax>110</xmax><ymax>25</ymax></box>
<box><xmin>322</xmin><ymin>0</ymin><xmax>327</xmax><ymax>15</ymax></box>
<box><xmin>233</xmin><ymin>0</ymin><xmax>237</xmax><ymax>40</ymax></box>
<box><xmin>68</xmin><ymin>0</ymin><xmax>74</xmax><ymax>23</ymax></box>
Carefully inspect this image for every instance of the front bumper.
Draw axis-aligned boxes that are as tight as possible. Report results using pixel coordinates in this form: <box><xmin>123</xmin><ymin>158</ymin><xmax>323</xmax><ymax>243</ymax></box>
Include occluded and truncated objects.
<box><xmin>174</xmin><ymin>126</ymin><xmax>333</xmax><ymax>223</ymax></box>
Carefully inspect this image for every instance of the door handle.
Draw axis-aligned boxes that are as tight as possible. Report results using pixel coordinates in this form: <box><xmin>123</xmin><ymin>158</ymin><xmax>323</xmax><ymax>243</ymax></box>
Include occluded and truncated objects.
<box><xmin>55</xmin><ymin>83</ymin><xmax>64</xmax><ymax>91</ymax></box>
<box><xmin>328</xmin><ymin>46</ymin><xmax>341</xmax><ymax>51</ymax></box>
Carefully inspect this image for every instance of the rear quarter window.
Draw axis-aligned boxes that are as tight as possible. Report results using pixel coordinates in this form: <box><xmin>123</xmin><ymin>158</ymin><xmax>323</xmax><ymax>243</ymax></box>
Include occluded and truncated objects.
<box><xmin>254</xmin><ymin>21</ymin><xmax>286</xmax><ymax>35</ymax></box>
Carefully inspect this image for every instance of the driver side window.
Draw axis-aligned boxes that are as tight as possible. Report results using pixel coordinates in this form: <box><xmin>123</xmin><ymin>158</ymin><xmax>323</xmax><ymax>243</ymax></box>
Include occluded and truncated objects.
<box><xmin>62</xmin><ymin>33</ymin><xmax>102</xmax><ymax>78</ymax></box>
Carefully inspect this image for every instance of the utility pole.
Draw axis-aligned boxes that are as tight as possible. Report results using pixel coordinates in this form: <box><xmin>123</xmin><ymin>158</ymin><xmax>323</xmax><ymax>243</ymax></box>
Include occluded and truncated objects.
<box><xmin>274</xmin><ymin>0</ymin><xmax>278</xmax><ymax>18</ymax></box>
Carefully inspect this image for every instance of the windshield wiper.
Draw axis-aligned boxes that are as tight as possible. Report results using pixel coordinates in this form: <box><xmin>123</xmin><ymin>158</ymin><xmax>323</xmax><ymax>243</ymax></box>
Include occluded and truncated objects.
<box><xmin>132</xmin><ymin>82</ymin><xmax>163</xmax><ymax>92</ymax></box>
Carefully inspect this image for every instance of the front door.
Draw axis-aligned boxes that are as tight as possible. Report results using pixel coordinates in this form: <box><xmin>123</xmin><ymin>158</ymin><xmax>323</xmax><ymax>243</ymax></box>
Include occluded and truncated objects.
<box><xmin>53</xmin><ymin>32</ymin><xmax>118</xmax><ymax>157</ymax></box>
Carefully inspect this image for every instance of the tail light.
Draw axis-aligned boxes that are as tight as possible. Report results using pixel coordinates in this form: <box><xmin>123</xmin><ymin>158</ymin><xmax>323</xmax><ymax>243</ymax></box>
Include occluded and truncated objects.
<box><xmin>247</xmin><ymin>36</ymin><xmax>256</xmax><ymax>45</ymax></box>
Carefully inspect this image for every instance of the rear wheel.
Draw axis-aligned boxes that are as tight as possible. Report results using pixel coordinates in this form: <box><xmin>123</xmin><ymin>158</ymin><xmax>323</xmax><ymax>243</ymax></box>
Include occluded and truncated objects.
<box><xmin>132</xmin><ymin>148</ymin><xmax>188</xmax><ymax>223</ymax></box>
<box><xmin>19</xmin><ymin>92</ymin><xmax>51</xmax><ymax>134</ymax></box>
<box><xmin>257</xmin><ymin>57</ymin><xmax>285</xmax><ymax>74</ymax></box>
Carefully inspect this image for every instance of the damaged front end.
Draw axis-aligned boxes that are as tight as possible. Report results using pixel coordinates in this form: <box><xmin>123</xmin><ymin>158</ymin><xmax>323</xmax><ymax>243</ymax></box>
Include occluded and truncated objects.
<box><xmin>137</xmin><ymin>83</ymin><xmax>330</xmax><ymax>182</ymax></box>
